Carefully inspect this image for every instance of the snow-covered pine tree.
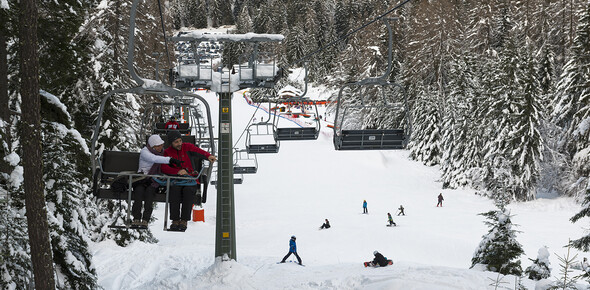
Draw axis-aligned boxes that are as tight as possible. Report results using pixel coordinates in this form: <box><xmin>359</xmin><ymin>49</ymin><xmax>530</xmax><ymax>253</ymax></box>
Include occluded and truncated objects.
<box><xmin>408</xmin><ymin>85</ymin><xmax>441</xmax><ymax>166</ymax></box>
<box><xmin>525</xmin><ymin>246</ymin><xmax>551</xmax><ymax>280</ymax></box>
<box><xmin>481</xmin><ymin>22</ymin><xmax>543</xmax><ymax>202</ymax></box>
<box><xmin>570</xmin><ymin>185</ymin><xmax>590</xmax><ymax>251</ymax></box>
<box><xmin>507</xmin><ymin>43</ymin><xmax>544</xmax><ymax>201</ymax></box>
<box><xmin>40</xmin><ymin>96</ymin><xmax>98</xmax><ymax>288</ymax></box>
<box><xmin>440</xmin><ymin>55</ymin><xmax>478</xmax><ymax>189</ymax></box>
<box><xmin>471</xmin><ymin>205</ymin><xmax>524</xmax><ymax>276</ymax></box>
<box><xmin>551</xmin><ymin>2</ymin><xmax>590</xmax><ymax>197</ymax></box>
<box><xmin>0</xmin><ymin>119</ymin><xmax>34</xmax><ymax>289</ymax></box>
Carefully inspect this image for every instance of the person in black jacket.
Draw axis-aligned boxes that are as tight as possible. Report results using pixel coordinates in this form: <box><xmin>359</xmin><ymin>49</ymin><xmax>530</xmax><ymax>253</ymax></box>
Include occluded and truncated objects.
<box><xmin>319</xmin><ymin>219</ymin><xmax>330</xmax><ymax>229</ymax></box>
<box><xmin>372</xmin><ymin>251</ymin><xmax>389</xmax><ymax>267</ymax></box>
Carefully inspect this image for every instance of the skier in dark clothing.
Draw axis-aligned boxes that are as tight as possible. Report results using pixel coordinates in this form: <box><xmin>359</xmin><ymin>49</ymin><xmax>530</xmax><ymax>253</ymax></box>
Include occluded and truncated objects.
<box><xmin>280</xmin><ymin>236</ymin><xmax>302</xmax><ymax>265</ymax></box>
<box><xmin>397</xmin><ymin>205</ymin><xmax>405</xmax><ymax>216</ymax></box>
<box><xmin>437</xmin><ymin>193</ymin><xmax>444</xmax><ymax>207</ymax></box>
<box><xmin>319</xmin><ymin>219</ymin><xmax>330</xmax><ymax>229</ymax></box>
<box><xmin>363</xmin><ymin>200</ymin><xmax>368</xmax><ymax>214</ymax></box>
<box><xmin>372</xmin><ymin>251</ymin><xmax>389</xmax><ymax>267</ymax></box>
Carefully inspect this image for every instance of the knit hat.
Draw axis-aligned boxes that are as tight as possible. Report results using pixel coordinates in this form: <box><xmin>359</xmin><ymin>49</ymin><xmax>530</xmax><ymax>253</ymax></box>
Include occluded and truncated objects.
<box><xmin>148</xmin><ymin>135</ymin><xmax>165</xmax><ymax>147</ymax></box>
<box><xmin>167</xmin><ymin>130</ymin><xmax>182</xmax><ymax>144</ymax></box>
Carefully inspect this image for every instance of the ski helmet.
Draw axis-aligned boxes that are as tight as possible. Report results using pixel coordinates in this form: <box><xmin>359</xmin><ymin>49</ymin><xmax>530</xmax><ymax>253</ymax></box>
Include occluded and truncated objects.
<box><xmin>291</xmin><ymin>235</ymin><xmax>296</xmax><ymax>240</ymax></box>
<box><xmin>373</xmin><ymin>250</ymin><xmax>378</xmax><ymax>256</ymax></box>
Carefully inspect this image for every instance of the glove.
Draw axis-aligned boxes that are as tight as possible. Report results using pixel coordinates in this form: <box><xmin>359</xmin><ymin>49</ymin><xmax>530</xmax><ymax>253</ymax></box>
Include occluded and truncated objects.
<box><xmin>169</xmin><ymin>158</ymin><xmax>183</xmax><ymax>167</ymax></box>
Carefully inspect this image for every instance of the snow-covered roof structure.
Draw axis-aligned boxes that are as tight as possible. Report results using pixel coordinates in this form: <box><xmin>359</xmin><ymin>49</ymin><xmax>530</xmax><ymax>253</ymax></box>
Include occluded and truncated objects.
<box><xmin>171</xmin><ymin>32</ymin><xmax>284</xmax><ymax>43</ymax></box>
<box><xmin>277</xmin><ymin>86</ymin><xmax>303</xmax><ymax>98</ymax></box>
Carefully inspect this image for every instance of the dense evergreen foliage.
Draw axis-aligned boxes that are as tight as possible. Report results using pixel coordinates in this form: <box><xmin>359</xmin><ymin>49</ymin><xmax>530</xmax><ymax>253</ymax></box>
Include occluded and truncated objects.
<box><xmin>524</xmin><ymin>246</ymin><xmax>551</xmax><ymax>280</ymax></box>
<box><xmin>471</xmin><ymin>206</ymin><xmax>524</xmax><ymax>276</ymax></box>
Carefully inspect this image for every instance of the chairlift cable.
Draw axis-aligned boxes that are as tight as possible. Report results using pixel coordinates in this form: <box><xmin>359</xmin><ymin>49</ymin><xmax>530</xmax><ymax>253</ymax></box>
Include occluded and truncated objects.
<box><xmin>156</xmin><ymin>0</ymin><xmax>172</xmax><ymax>69</ymax></box>
<box><xmin>291</xmin><ymin>0</ymin><xmax>412</xmax><ymax>67</ymax></box>
<box><xmin>233</xmin><ymin>101</ymin><xmax>262</xmax><ymax>148</ymax></box>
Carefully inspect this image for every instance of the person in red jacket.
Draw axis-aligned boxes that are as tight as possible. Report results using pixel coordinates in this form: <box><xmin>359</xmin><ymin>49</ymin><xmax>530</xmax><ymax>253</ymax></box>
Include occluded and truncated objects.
<box><xmin>161</xmin><ymin>131</ymin><xmax>217</xmax><ymax>231</ymax></box>
<box><xmin>165</xmin><ymin>116</ymin><xmax>179</xmax><ymax>130</ymax></box>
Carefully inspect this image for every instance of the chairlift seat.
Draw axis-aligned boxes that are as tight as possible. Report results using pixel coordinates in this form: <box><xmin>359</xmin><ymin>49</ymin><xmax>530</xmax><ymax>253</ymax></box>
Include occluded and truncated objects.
<box><xmin>336</xmin><ymin>129</ymin><xmax>405</xmax><ymax>150</ymax></box>
<box><xmin>154</xmin><ymin>122</ymin><xmax>191</xmax><ymax>135</ymax></box>
<box><xmin>275</xmin><ymin>127</ymin><xmax>318</xmax><ymax>141</ymax></box>
<box><xmin>178</xmin><ymin>123</ymin><xmax>190</xmax><ymax>134</ymax></box>
<box><xmin>247</xmin><ymin>144</ymin><xmax>279</xmax><ymax>154</ymax></box>
<box><xmin>94</xmin><ymin>151</ymin><xmax>170</xmax><ymax>202</ymax></box>
<box><xmin>94</xmin><ymin>150</ymin><xmax>205</xmax><ymax>202</ymax></box>
<box><xmin>233</xmin><ymin>166</ymin><xmax>257</xmax><ymax>174</ymax></box>
<box><xmin>210</xmin><ymin>178</ymin><xmax>243</xmax><ymax>185</ymax></box>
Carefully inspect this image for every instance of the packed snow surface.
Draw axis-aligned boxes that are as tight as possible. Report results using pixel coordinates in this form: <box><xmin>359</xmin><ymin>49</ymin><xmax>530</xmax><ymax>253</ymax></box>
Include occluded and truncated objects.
<box><xmin>92</xmin><ymin>89</ymin><xmax>590</xmax><ymax>289</ymax></box>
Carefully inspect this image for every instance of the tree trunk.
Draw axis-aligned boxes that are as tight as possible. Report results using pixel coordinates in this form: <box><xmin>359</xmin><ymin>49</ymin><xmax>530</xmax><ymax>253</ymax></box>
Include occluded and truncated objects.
<box><xmin>0</xmin><ymin>10</ymin><xmax>10</xmax><ymax>175</ymax></box>
<box><xmin>19</xmin><ymin>0</ymin><xmax>56</xmax><ymax>287</ymax></box>
<box><xmin>0</xmin><ymin>11</ymin><xmax>8</xmax><ymax>122</ymax></box>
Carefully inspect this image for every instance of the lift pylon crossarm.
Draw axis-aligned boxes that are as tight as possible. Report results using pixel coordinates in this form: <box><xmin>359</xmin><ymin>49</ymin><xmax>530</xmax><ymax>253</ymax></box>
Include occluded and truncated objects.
<box><xmin>171</xmin><ymin>33</ymin><xmax>284</xmax><ymax>43</ymax></box>
<box><xmin>172</xmin><ymin>32</ymin><xmax>284</xmax><ymax>92</ymax></box>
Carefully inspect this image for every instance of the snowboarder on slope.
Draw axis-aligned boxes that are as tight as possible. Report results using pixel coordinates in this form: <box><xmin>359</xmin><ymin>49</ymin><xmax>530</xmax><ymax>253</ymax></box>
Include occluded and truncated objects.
<box><xmin>437</xmin><ymin>193</ymin><xmax>444</xmax><ymax>207</ymax></box>
<box><xmin>319</xmin><ymin>219</ymin><xmax>331</xmax><ymax>229</ymax></box>
<box><xmin>363</xmin><ymin>200</ymin><xmax>368</xmax><ymax>214</ymax></box>
<box><xmin>372</xmin><ymin>251</ymin><xmax>389</xmax><ymax>267</ymax></box>
<box><xmin>280</xmin><ymin>236</ymin><xmax>302</xmax><ymax>265</ymax></box>
<box><xmin>387</xmin><ymin>213</ymin><xmax>396</xmax><ymax>226</ymax></box>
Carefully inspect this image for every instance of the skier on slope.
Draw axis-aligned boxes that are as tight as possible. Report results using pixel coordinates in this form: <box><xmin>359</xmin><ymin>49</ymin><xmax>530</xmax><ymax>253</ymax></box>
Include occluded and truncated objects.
<box><xmin>280</xmin><ymin>235</ymin><xmax>302</xmax><ymax>265</ymax></box>
<box><xmin>437</xmin><ymin>193</ymin><xmax>444</xmax><ymax>207</ymax></box>
<box><xmin>397</xmin><ymin>205</ymin><xmax>405</xmax><ymax>216</ymax></box>
<box><xmin>363</xmin><ymin>200</ymin><xmax>368</xmax><ymax>214</ymax></box>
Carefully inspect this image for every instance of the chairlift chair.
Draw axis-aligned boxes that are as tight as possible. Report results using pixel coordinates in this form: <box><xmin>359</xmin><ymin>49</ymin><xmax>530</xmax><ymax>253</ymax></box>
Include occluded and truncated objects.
<box><xmin>91</xmin><ymin>89</ymin><xmax>216</xmax><ymax>231</ymax></box>
<box><xmin>273</xmin><ymin>99</ymin><xmax>321</xmax><ymax>141</ymax></box>
<box><xmin>272</xmin><ymin>61</ymin><xmax>321</xmax><ymax>141</ymax></box>
<box><xmin>333</xmin><ymin>83</ymin><xmax>409</xmax><ymax>150</ymax></box>
<box><xmin>233</xmin><ymin>148</ymin><xmax>258</xmax><ymax>174</ymax></box>
<box><xmin>245</xmin><ymin>122</ymin><xmax>280</xmax><ymax>154</ymax></box>
<box><xmin>210</xmin><ymin>169</ymin><xmax>244</xmax><ymax>186</ymax></box>
<box><xmin>332</xmin><ymin>17</ymin><xmax>410</xmax><ymax>151</ymax></box>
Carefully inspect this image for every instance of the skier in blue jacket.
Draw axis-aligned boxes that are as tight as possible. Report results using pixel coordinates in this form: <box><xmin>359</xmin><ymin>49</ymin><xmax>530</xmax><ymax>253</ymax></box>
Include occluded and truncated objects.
<box><xmin>280</xmin><ymin>235</ymin><xmax>302</xmax><ymax>265</ymax></box>
<box><xmin>363</xmin><ymin>200</ymin><xmax>368</xmax><ymax>214</ymax></box>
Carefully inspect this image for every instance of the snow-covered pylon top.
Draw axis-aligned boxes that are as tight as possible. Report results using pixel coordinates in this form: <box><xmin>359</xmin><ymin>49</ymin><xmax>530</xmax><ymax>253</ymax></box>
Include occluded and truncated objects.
<box><xmin>171</xmin><ymin>32</ymin><xmax>284</xmax><ymax>43</ymax></box>
<box><xmin>173</xmin><ymin>32</ymin><xmax>284</xmax><ymax>92</ymax></box>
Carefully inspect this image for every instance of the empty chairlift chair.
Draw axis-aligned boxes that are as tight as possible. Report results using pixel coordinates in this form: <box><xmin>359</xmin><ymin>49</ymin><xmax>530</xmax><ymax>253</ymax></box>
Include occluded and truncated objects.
<box><xmin>333</xmin><ymin>82</ymin><xmax>409</xmax><ymax>151</ymax></box>
<box><xmin>245</xmin><ymin>122</ymin><xmax>280</xmax><ymax>154</ymax></box>
<box><xmin>332</xmin><ymin>17</ymin><xmax>410</xmax><ymax>151</ymax></box>
<box><xmin>233</xmin><ymin>148</ymin><xmax>258</xmax><ymax>174</ymax></box>
<box><xmin>273</xmin><ymin>100</ymin><xmax>321</xmax><ymax>141</ymax></box>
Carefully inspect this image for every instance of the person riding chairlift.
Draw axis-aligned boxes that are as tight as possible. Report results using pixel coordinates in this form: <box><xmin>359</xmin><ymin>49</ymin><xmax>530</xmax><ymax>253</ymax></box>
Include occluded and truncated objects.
<box><xmin>165</xmin><ymin>115</ymin><xmax>179</xmax><ymax>130</ymax></box>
